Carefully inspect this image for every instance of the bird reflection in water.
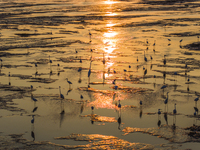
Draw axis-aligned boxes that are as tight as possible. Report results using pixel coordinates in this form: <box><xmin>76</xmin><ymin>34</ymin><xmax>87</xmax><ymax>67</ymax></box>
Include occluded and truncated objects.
<box><xmin>193</xmin><ymin>107</ymin><xmax>198</xmax><ymax>126</ymax></box>
<box><xmin>157</xmin><ymin>109</ymin><xmax>161</xmax><ymax>127</ymax></box>
<box><xmin>163</xmin><ymin>71</ymin><xmax>166</xmax><ymax>84</ymax></box>
<box><xmin>31</xmin><ymin>115</ymin><xmax>35</xmax><ymax>141</ymax></box>
<box><xmin>8</xmin><ymin>72</ymin><xmax>11</xmax><ymax>86</ymax></box>
<box><xmin>103</xmin><ymin>70</ymin><xmax>105</xmax><ymax>86</ymax></box>
<box><xmin>139</xmin><ymin>100</ymin><xmax>142</xmax><ymax>118</ymax></box>
<box><xmin>59</xmin><ymin>86</ymin><xmax>65</xmax><ymax>114</ymax></box>
<box><xmin>59</xmin><ymin>111</ymin><xmax>65</xmax><ymax>128</ymax></box>
<box><xmin>164</xmin><ymin>112</ymin><xmax>168</xmax><ymax>125</ymax></box>
<box><xmin>117</xmin><ymin>110</ymin><xmax>121</xmax><ymax>130</ymax></box>
<box><xmin>153</xmin><ymin>75</ymin><xmax>156</xmax><ymax>89</ymax></box>
<box><xmin>117</xmin><ymin>100</ymin><xmax>122</xmax><ymax>130</ymax></box>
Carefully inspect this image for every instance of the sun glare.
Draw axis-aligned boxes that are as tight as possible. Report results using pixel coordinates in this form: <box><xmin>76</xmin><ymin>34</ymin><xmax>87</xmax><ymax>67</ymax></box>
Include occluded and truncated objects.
<box><xmin>104</xmin><ymin>0</ymin><xmax>118</xmax><ymax>5</ymax></box>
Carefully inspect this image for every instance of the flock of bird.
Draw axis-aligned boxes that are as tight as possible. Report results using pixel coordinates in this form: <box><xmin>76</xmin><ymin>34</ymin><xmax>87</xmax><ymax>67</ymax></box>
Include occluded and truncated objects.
<box><xmin>1</xmin><ymin>30</ymin><xmax>200</xmax><ymax>141</ymax></box>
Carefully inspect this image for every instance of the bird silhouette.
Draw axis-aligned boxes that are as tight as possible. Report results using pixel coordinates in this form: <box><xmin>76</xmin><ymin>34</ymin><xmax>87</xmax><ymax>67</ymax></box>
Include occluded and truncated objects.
<box><xmin>49</xmin><ymin>55</ymin><xmax>52</xmax><ymax>74</ymax></box>
<box><xmin>31</xmin><ymin>115</ymin><xmax>35</xmax><ymax>124</ymax></box>
<box><xmin>59</xmin><ymin>86</ymin><xmax>64</xmax><ymax>99</ymax></box>
<box><xmin>66</xmin><ymin>78</ymin><xmax>72</xmax><ymax>89</ymax></box>
<box><xmin>118</xmin><ymin>100</ymin><xmax>121</xmax><ymax>109</ymax></box>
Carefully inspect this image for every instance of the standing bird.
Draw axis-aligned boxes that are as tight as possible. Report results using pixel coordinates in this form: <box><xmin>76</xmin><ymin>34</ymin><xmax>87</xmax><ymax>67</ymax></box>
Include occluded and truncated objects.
<box><xmin>153</xmin><ymin>40</ymin><xmax>156</xmax><ymax>47</ymax></box>
<box><xmin>103</xmin><ymin>53</ymin><xmax>105</xmax><ymax>64</ymax></box>
<box><xmin>0</xmin><ymin>58</ymin><xmax>2</xmax><ymax>68</ymax></box>
<box><xmin>35</xmin><ymin>63</ymin><xmax>38</xmax><ymax>75</ymax></box>
<box><xmin>118</xmin><ymin>100</ymin><xmax>121</xmax><ymax>109</ymax></box>
<box><xmin>168</xmin><ymin>39</ymin><xmax>171</xmax><ymax>46</ymax></box>
<box><xmin>163</xmin><ymin>55</ymin><xmax>166</xmax><ymax>66</ymax></box>
<box><xmin>59</xmin><ymin>86</ymin><xmax>64</xmax><ymax>99</ymax></box>
<box><xmin>49</xmin><ymin>55</ymin><xmax>52</xmax><ymax>74</ymax></box>
<box><xmin>146</xmin><ymin>39</ymin><xmax>149</xmax><ymax>45</ymax></box>
<box><xmin>30</xmin><ymin>85</ymin><xmax>33</xmax><ymax>99</ymax></box>
<box><xmin>88</xmin><ymin>61</ymin><xmax>92</xmax><ymax>84</ymax></box>
<box><xmin>144</xmin><ymin>51</ymin><xmax>147</xmax><ymax>62</ymax></box>
<box><xmin>31</xmin><ymin>115</ymin><xmax>35</xmax><ymax>124</ymax></box>
<box><xmin>32</xmin><ymin>96</ymin><xmax>38</xmax><ymax>102</ymax></box>
<box><xmin>140</xmin><ymin>100</ymin><xmax>142</xmax><ymax>106</ymax></box>
<box><xmin>179</xmin><ymin>39</ymin><xmax>183</xmax><ymax>45</ymax></box>
<box><xmin>8</xmin><ymin>72</ymin><xmax>11</xmax><ymax>85</ymax></box>
<box><xmin>173</xmin><ymin>103</ymin><xmax>177</xmax><ymax>115</ymax></box>
<box><xmin>173</xmin><ymin>103</ymin><xmax>177</xmax><ymax>125</ymax></box>
<box><xmin>89</xmin><ymin>30</ymin><xmax>92</xmax><ymax>42</ymax></box>
<box><xmin>144</xmin><ymin>68</ymin><xmax>147</xmax><ymax>77</ymax></box>
<box><xmin>129</xmin><ymin>65</ymin><xmax>131</xmax><ymax>72</ymax></box>
<box><xmin>158</xmin><ymin>109</ymin><xmax>161</xmax><ymax>115</ymax></box>
<box><xmin>66</xmin><ymin>78</ymin><xmax>72</xmax><ymax>89</ymax></box>
<box><xmin>194</xmin><ymin>96</ymin><xmax>199</xmax><ymax>107</ymax></box>
<box><xmin>59</xmin><ymin>86</ymin><xmax>65</xmax><ymax>114</ymax></box>
<box><xmin>57</xmin><ymin>64</ymin><xmax>60</xmax><ymax>76</ymax></box>
<box><xmin>157</xmin><ymin>109</ymin><xmax>161</xmax><ymax>127</ymax></box>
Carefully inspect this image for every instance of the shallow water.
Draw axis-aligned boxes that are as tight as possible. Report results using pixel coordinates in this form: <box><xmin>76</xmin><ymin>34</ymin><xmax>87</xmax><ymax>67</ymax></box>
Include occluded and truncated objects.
<box><xmin>1</xmin><ymin>0</ymin><xmax>200</xmax><ymax>149</ymax></box>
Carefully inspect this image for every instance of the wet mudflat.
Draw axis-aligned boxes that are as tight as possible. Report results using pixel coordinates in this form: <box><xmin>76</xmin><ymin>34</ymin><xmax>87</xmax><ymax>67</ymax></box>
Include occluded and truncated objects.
<box><xmin>1</xmin><ymin>0</ymin><xmax>200</xmax><ymax>149</ymax></box>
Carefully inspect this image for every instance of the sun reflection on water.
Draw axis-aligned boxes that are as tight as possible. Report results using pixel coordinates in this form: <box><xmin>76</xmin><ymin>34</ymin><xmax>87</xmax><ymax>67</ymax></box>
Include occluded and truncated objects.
<box><xmin>104</xmin><ymin>0</ymin><xmax>118</xmax><ymax>5</ymax></box>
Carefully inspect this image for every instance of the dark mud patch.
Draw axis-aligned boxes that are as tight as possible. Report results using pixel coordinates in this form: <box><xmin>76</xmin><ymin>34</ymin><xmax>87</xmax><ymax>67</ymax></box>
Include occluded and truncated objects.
<box><xmin>41</xmin><ymin>49</ymin><xmax>66</xmax><ymax>53</ymax></box>
<box><xmin>4</xmin><ymin>73</ymin><xmax>58</xmax><ymax>83</ymax></box>
<box><xmin>139</xmin><ymin>0</ymin><xmax>198</xmax><ymax>5</ymax></box>
<box><xmin>15</xmin><ymin>33</ymin><xmax>40</xmax><ymax>37</ymax></box>
<box><xmin>59</xmin><ymin>30</ymin><xmax>79</xmax><ymax>34</ymax></box>
<box><xmin>185</xmin><ymin>125</ymin><xmax>200</xmax><ymax>140</ymax></box>
<box><xmin>29</xmin><ymin>77</ymin><xmax>57</xmax><ymax>83</ymax></box>
<box><xmin>168</xmin><ymin>32</ymin><xmax>200</xmax><ymax>37</ymax></box>
<box><xmin>184</xmin><ymin>42</ymin><xmax>200</xmax><ymax>51</ymax></box>
<box><xmin>0</xmin><ymin>52</ymin><xmax>31</xmax><ymax>57</ymax></box>
<box><xmin>2</xmin><ymin>64</ymin><xmax>32</xmax><ymax>68</ymax></box>
<box><xmin>0</xmin><ymin>84</ymin><xmax>33</xmax><ymax>93</ymax></box>
<box><xmin>78</xmin><ymin>86</ymin><xmax>153</xmax><ymax>94</ymax></box>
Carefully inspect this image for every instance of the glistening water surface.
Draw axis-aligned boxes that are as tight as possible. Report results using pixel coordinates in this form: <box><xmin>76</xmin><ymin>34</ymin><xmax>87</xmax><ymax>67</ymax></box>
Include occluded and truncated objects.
<box><xmin>0</xmin><ymin>0</ymin><xmax>200</xmax><ymax>149</ymax></box>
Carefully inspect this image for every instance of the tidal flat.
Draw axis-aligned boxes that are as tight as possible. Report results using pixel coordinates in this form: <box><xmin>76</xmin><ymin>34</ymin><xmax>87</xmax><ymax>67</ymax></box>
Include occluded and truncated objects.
<box><xmin>1</xmin><ymin>0</ymin><xmax>200</xmax><ymax>149</ymax></box>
